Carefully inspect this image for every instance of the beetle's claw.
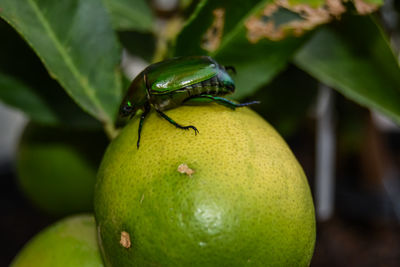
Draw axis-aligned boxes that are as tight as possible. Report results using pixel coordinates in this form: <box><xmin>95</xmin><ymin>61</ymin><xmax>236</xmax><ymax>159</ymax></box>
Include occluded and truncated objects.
<box><xmin>191</xmin><ymin>126</ymin><xmax>199</xmax><ymax>135</ymax></box>
<box><xmin>183</xmin><ymin>125</ymin><xmax>199</xmax><ymax>135</ymax></box>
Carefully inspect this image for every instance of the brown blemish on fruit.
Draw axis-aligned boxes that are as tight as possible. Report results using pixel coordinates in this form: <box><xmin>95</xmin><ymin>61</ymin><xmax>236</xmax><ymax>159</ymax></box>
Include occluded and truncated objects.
<box><xmin>354</xmin><ymin>0</ymin><xmax>379</xmax><ymax>14</ymax></box>
<box><xmin>120</xmin><ymin>231</ymin><xmax>131</xmax><ymax>248</ymax></box>
<box><xmin>201</xmin><ymin>8</ymin><xmax>225</xmax><ymax>52</ymax></box>
<box><xmin>245</xmin><ymin>0</ymin><xmax>346</xmax><ymax>43</ymax></box>
<box><xmin>178</xmin><ymin>163</ymin><xmax>195</xmax><ymax>177</ymax></box>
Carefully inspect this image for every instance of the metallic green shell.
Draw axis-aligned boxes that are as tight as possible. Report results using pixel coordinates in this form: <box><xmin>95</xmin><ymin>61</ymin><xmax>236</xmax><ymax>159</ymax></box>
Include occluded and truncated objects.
<box><xmin>120</xmin><ymin>56</ymin><xmax>235</xmax><ymax>117</ymax></box>
<box><xmin>146</xmin><ymin>56</ymin><xmax>220</xmax><ymax>94</ymax></box>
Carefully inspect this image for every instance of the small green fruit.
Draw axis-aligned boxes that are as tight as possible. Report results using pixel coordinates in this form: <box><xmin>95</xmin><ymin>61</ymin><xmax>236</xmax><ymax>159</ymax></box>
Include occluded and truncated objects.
<box><xmin>16</xmin><ymin>122</ymin><xmax>108</xmax><ymax>216</ymax></box>
<box><xmin>10</xmin><ymin>214</ymin><xmax>104</xmax><ymax>267</ymax></box>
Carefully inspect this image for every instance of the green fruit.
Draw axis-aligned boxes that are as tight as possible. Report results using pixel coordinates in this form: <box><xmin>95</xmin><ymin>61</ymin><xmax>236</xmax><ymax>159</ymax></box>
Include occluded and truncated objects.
<box><xmin>10</xmin><ymin>214</ymin><xmax>104</xmax><ymax>267</ymax></box>
<box><xmin>17</xmin><ymin>122</ymin><xmax>108</xmax><ymax>216</ymax></box>
<box><xmin>95</xmin><ymin>105</ymin><xmax>316</xmax><ymax>266</ymax></box>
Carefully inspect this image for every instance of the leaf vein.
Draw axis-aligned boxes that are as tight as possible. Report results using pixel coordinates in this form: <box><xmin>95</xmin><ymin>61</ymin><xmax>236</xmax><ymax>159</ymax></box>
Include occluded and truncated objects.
<box><xmin>27</xmin><ymin>0</ymin><xmax>110</xmax><ymax>123</ymax></box>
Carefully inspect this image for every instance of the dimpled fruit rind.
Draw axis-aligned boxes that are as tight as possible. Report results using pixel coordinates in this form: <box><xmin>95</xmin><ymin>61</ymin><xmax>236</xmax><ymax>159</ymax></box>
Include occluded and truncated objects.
<box><xmin>94</xmin><ymin>104</ymin><xmax>316</xmax><ymax>267</ymax></box>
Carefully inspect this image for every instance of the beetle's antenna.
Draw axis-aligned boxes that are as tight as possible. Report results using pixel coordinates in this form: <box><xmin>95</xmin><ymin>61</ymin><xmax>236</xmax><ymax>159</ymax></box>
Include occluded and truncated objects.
<box><xmin>224</xmin><ymin>66</ymin><xmax>236</xmax><ymax>75</ymax></box>
<box><xmin>144</xmin><ymin>73</ymin><xmax>151</xmax><ymax>97</ymax></box>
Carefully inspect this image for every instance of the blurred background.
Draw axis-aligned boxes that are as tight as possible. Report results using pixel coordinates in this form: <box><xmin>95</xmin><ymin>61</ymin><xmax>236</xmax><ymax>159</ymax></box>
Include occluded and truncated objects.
<box><xmin>1</xmin><ymin>0</ymin><xmax>400</xmax><ymax>266</ymax></box>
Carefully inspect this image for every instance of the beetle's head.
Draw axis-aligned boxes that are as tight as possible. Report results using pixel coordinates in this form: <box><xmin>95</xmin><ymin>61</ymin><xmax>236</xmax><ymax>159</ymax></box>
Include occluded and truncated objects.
<box><xmin>119</xmin><ymin>100</ymin><xmax>136</xmax><ymax>117</ymax></box>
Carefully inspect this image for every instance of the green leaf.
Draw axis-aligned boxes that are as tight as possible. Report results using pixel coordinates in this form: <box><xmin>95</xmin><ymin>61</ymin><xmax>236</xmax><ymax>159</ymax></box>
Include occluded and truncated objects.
<box><xmin>0</xmin><ymin>19</ymin><xmax>101</xmax><ymax>128</ymax></box>
<box><xmin>247</xmin><ymin>65</ymin><xmax>318</xmax><ymax>137</ymax></box>
<box><xmin>0</xmin><ymin>0</ymin><xmax>122</xmax><ymax>125</ymax></box>
<box><xmin>294</xmin><ymin>15</ymin><xmax>400</xmax><ymax>124</ymax></box>
<box><xmin>173</xmin><ymin>0</ymin><xmax>323</xmax><ymax>99</ymax></box>
<box><xmin>104</xmin><ymin>0</ymin><xmax>154</xmax><ymax>32</ymax></box>
<box><xmin>287</xmin><ymin>0</ymin><xmax>324</xmax><ymax>7</ymax></box>
<box><xmin>362</xmin><ymin>0</ymin><xmax>382</xmax><ymax>5</ymax></box>
<box><xmin>0</xmin><ymin>71</ymin><xmax>102</xmax><ymax>128</ymax></box>
<box><xmin>214</xmin><ymin>33</ymin><xmax>307</xmax><ymax>100</ymax></box>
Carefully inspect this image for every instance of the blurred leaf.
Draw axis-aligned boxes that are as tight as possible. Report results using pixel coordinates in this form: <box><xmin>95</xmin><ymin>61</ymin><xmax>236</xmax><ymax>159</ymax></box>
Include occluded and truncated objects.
<box><xmin>247</xmin><ymin>65</ymin><xmax>318</xmax><ymax>137</ymax></box>
<box><xmin>104</xmin><ymin>0</ymin><xmax>154</xmax><ymax>32</ymax></box>
<box><xmin>284</xmin><ymin>0</ymin><xmax>324</xmax><ymax>7</ymax></box>
<box><xmin>0</xmin><ymin>19</ymin><xmax>100</xmax><ymax>128</ymax></box>
<box><xmin>0</xmin><ymin>0</ymin><xmax>122</xmax><ymax>126</ymax></box>
<box><xmin>294</xmin><ymin>15</ymin><xmax>400</xmax><ymax>125</ymax></box>
<box><xmin>0</xmin><ymin>73</ymin><xmax>57</xmax><ymax>123</ymax></box>
<box><xmin>214</xmin><ymin>34</ymin><xmax>307</xmax><ymax>100</ymax></box>
<box><xmin>0</xmin><ymin>72</ymin><xmax>100</xmax><ymax>128</ymax></box>
<box><xmin>180</xmin><ymin>0</ymin><xmax>201</xmax><ymax>16</ymax></box>
<box><xmin>173</xmin><ymin>0</ymin><xmax>330</xmax><ymax>99</ymax></box>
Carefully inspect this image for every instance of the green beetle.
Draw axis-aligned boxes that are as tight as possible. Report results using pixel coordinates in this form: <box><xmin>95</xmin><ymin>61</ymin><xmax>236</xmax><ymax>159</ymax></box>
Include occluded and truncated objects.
<box><xmin>120</xmin><ymin>56</ymin><xmax>259</xmax><ymax>148</ymax></box>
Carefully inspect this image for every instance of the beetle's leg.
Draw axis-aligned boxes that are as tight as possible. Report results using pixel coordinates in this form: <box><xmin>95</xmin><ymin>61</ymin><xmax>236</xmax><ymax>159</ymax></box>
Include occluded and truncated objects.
<box><xmin>185</xmin><ymin>95</ymin><xmax>260</xmax><ymax>110</ymax></box>
<box><xmin>137</xmin><ymin>103</ymin><xmax>150</xmax><ymax>149</ymax></box>
<box><xmin>155</xmin><ymin>109</ymin><xmax>199</xmax><ymax>135</ymax></box>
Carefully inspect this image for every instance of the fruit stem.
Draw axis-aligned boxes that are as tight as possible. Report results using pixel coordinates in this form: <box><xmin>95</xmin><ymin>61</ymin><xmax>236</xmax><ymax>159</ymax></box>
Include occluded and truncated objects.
<box><xmin>103</xmin><ymin>122</ymin><xmax>119</xmax><ymax>140</ymax></box>
<box><xmin>152</xmin><ymin>17</ymin><xmax>184</xmax><ymax>62</ymax></box>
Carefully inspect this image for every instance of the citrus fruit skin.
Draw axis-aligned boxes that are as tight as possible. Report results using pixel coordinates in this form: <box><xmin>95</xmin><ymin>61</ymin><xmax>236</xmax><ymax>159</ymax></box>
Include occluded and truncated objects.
<box><xmin>10</xmin><ymin>214</ymin><xmax>104</xmax><ymax>267</ymax></box>
<box><xmin>94</xmin><ymin>104</ymin><xmax>316</xmax><ymax>266</ymax></box>
<box><xmin>16</xmin><ymin>122</ymin><xmax>108</xmax><ymax>216</ymax></box>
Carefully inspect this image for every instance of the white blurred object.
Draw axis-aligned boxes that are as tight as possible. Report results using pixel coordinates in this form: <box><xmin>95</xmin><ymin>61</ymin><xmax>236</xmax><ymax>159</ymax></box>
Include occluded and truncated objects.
<box><xmin>381</xmin><ymin>0</ymin><xmax>400</xmax><ymax>57</ymax></box>
<box><xmin>315</xmin><ymin>85</ymin><xmax>336</xmax><ymax>221</ymax></box>
<box><xmin>153</xmin><ymin>0</ymin><xmax>178</xmax><ymax>12</ymax></box>
<box><xmin>382</xmin><ymin>167</ymin><xmax>400</xmax><ymax>221</ymax></box>
<box><xmin>0</xmin><ymin>102</ymin><xmax>28</xmax><ymax>164</ymax></box>
<box><xmin>371</xmin><ymin>110</ymin><xmax>400</xmax><ymax>132</ymax></box>
<box><xmin>121</xmin><ymin>49</ymin><xmax>149</xmax><ymax>80</ymax></box>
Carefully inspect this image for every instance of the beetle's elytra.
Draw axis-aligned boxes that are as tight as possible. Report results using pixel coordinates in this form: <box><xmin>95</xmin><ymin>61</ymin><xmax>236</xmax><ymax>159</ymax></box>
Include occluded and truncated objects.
<box><xmin>120</xmin><ymin>56</ymin><xmax>259</xmax><ymax>148</ymax></box>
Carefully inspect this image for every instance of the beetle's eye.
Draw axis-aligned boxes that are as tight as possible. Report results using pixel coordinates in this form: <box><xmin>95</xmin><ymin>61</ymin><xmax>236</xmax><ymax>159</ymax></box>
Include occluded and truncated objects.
<box><xmin>120</xmin><ymin>103</ymin><xmax>134</xmax><ymax>117</ymax></box>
